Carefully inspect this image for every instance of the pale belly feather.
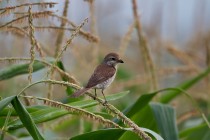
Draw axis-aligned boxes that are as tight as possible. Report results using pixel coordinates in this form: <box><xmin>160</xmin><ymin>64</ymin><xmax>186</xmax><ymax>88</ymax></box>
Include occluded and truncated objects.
<box><xmin>95</xmin><ymin>73</ymin><xmax>116</xmax><ymax>89</ymax></box>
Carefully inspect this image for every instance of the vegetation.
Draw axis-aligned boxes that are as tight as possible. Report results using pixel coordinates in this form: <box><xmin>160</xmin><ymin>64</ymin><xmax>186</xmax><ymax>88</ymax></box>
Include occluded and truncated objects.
<box><xmin>0</xmin><ymin>0</ymin><xmax>210</xmax><ymax>140</ymax></box>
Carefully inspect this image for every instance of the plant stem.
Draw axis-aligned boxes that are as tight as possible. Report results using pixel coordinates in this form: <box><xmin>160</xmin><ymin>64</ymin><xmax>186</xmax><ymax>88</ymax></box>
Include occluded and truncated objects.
<box><xmin>132</xmin><ymin>0</ymin><xmax>157</xmax><ymax>91</ymax></box>
<box><xmin>0</xmin><ymin>107</ymin><xmax>12</xmax><ymax>140</ymax></box>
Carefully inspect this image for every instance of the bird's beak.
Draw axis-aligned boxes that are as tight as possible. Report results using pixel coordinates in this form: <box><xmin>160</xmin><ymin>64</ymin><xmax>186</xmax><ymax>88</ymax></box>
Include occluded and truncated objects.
<box><xmin>118</xmin><ymin>59</ymin><xmax>124</xmax><ymax>63</ymax></box>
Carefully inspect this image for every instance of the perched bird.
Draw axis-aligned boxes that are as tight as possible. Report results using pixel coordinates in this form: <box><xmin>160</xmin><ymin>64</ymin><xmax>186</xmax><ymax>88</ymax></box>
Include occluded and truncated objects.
<box><xmin>71</xmin><ymin>52</ymin><xmax>124</xmax><ymax>104</ymax></box>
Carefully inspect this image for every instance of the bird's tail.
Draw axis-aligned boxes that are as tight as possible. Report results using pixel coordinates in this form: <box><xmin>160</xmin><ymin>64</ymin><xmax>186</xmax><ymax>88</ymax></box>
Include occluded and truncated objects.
<box><xmin>71</xmin><ymin>88</ymin><xmax>90</xmax><ymax>98</ymax></box>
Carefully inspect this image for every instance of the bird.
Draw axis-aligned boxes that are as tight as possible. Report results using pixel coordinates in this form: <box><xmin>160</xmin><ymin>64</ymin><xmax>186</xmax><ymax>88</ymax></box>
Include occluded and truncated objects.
<box><xmin>71</xmin><ymin>52</ymin><xmax>124</xmax><ymax>104</ymax></box>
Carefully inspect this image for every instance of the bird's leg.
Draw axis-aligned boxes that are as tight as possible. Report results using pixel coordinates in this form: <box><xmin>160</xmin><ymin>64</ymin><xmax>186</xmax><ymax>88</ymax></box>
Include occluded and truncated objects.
<box><xmin>101</xmin><ymin>89</ymin><xmax>107</xmax><ymax>105</ymax></box>
<box><xmin>93</xmin><ymin>89</ymin><xmax>97</xmax><ymax>100</ymax></box>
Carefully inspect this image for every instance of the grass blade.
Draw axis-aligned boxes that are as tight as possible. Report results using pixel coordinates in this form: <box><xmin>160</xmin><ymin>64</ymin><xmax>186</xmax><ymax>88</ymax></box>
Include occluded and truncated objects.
<box><xmin>0</xmin><ymin>96</ymin><xmax>16</xmax><ymax>112</ymax></box>
<box><xmin>71</xmin><ymin>128</ymin><xmax>163</xmax><ymax>140</ymax></box>
<box><xmin>70</xmin><ymin>128</ymin><xmax>127</xmax><ymax>140</ymax></box>
<box><xmin>8</xmin><ymin>107</ymin><xmax>68</xmax><ymax>130</ymax></box>
<box><xmin>118</xmin><ymin>92</ymin><xmax>159</xmax><ymax>140</ymax></box>
<box><xmin>123</xmin><ymin>92</ymin><xmax>157</xmax><ymax>118</ymax></box>
<box><xmin>56</xmin><ymin>61</ymin><xmax>74</xmax><ymax>95</ymax></box>
<box><xmin>0</xmin><ymin>58</ymin><xmax>54</xmax><ymax>81</ymax></box>
<box><xmin>69</xmin><ymin>90</ymin><xmax>130</xmax><ymax>108</ymax></box>
<box><xmin>11</xmin><ymin>97</ymin><xmax>44</xmax><ymax>140</ymax></box>
<box><xmin>160</xmin><ymin>67</ymin><xmax>210</xmax><ymax>103</ymax></box>
<box><xmin>0</xmin><ymin>107</ymin><xmax>12</xmax><ymax>140</ymax></box>
<box><xmin>179</xmin><ymin>124</ymin><xmax>210</xmax><ymax>140</ymax></box>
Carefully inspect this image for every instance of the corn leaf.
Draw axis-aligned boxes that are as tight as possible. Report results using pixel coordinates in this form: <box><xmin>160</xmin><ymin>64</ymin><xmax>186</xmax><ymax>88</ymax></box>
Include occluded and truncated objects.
<box><xmin>70</xmin><ymin>128</ymin><xmax>129</xmax><ymax>140</ymax></box>
<box><xmin>11</xmin><ymin>97</ymin><xmax>44</xmax><ymax>140</ymax></box>
<box><xmin>0</xmin><ymin>58</ymin><xmax>54</xmax><ymax>81</ymax></box>
<box><xmin>0</xmin><ymin>96</ymin><xmax>16</xmax><ymax>113</ymax></box>
<box><xmin>71</xmin><ymin>128</ymin><xmax>163</xmax><ymax>140</ymax></box>
<box><xmin>150</xmin><ymin>103</ymin><xmax>178</xmax><ymax>140</ymax></box>
<box><xmin>179</xmin><ymin>124</ymin><xmax>210</xmax><ymax>140</ymax></box>
<box><xmin>8</xmin><ymin>91</ymin><xmax>129</xmax><ymax>129</ymax></box>
<box><xmin>119</xmin><ymin>93</ymin><xmax>158</xmax><ymax>140</ymax></box>
<box><xmin>56</xmin><ymin>61</ymin><xmax>74</xmax><ymax>95</ymax></box>
<box><xmin>160</xmin><ymin>67</ymin><xmax>210</xmax><ymax>103</ymax></box>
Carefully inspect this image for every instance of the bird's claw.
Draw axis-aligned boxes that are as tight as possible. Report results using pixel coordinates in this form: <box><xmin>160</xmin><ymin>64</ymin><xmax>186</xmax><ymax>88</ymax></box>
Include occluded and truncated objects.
<box><xmin>102</xmin><ymin>100</ymin><xmax>108</xmax><ymax>106</ymax></box>
<box><xmin>93</xmin><ymin>95</ymin><xmax>97</xmax><ymax>100</ymax></box>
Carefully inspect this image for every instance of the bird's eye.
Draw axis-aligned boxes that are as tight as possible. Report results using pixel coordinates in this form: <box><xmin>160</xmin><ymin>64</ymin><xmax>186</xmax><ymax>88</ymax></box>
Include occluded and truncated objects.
<box><xmin>111</xmin><ymin>57</ymin><xmax>116</xmax><ymax>60</ymax></box>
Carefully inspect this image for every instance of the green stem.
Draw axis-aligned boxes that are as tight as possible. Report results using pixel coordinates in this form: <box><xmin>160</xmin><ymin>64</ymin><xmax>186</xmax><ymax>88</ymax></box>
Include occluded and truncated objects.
<box><xmin>0</xmin><ymin>106</ymin><xmax>12</xmax><ymax>140</ymax></box>
<box><xmin>157</xmin><ymin>87</ymin><xmax>210</xmax><ymax>128</ymax></box>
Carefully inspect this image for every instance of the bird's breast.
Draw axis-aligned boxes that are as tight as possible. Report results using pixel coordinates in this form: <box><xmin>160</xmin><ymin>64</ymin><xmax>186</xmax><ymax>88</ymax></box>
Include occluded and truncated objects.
<box><xmin>95</xmin><ymin>73</ymin><xmax>116</xmax><ymax>89</ymax></box>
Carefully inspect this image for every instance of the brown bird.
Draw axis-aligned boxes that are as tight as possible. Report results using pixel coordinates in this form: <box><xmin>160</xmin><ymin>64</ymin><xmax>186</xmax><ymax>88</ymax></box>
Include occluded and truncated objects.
<box><xmin>71</xmin><ymin>52</ymin><xmax>124</xmax><ymax>104</ymax></box>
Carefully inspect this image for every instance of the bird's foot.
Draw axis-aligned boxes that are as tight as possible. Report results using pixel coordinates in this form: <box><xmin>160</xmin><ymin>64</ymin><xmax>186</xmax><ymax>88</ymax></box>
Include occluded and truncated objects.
<box><xmin>93</xmin><ymin>95</ymin><xmax>97</xmax><ymax>100</ymax></box>
<box><xmin>102</xmin><ymin>100</ymin><xmax>108</xmax><ymax>106</ymax></box>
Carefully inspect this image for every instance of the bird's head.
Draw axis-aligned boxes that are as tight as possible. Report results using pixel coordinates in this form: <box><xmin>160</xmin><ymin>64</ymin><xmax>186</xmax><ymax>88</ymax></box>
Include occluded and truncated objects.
<box><xmin>103</xmin><ymin>52</ymin><xmax>124</xmax><ymax>67</ymax></box>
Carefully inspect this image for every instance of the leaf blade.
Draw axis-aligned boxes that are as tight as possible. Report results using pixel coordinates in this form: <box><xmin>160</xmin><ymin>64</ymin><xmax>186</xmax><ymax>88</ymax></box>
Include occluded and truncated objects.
<box><xmin>150</xmin><ymin>103</ymin><xmax>179</xmax><ymax>140</ymax></box>
<box><xmin>0</xmin><ymin>58</ymin><xmax>54</xmax><ymax>81</ymax></box>
<box><xmin>69</xmin><ymin>90</ymin><xmax>130</xmax><ymax>108</ymax></box>
<box><xmin>70</xmin><ymin>128</ymin><xmax>129</xmax><ymax>140</ymax></box>
<box><xmin>11</xmin><ymin>97</ymin><xmax>44</xmax><ymax>140</ymax></box>
<box><xmin>7</xmin><ymin>91</ymin><xmax>129</xmax><ymax>129</ymax></box>
<box><xmin>0</xmin><ymin>96</ymin><xmax>16</xmax><ymax>113</ymax></box>
<box><xmin>160</xmin><ymin>67</ymin><xmax>210</xmax><ymax>103</ymax></box>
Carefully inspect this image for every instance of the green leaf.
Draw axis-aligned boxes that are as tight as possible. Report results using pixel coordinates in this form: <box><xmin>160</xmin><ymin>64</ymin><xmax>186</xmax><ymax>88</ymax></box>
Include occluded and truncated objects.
<box><xmin>70</xmin><ymin>90</ymin><xmax>130</xmax><ymax>108</ymax></box>
<box><xmin>120</xmin><ymin>127</ymin><xmax>164</xmax><ymax>140</ymax></box>
<box><xmin>116</xmin><ymin>92</ymin><xmax>158</xmax><ymax>127</ymax></box>
<box><xmin>11</xmin><ymin>97</ymin><xmax>44</xmax><ymax>140</ymax></box>
<box><xmin>160</xmin><ymin>67</ymin><xmax>210</xmax><ymax>103</ymax></box>
<box><xmin>141</xmin><ymin>127</ymin><xmax>164</xmax><ymax>140</ymax></box>
<box><xmin>120</xmin><ymin>105</ymin><xmax>157</xmax><ymax>140</ymax></box>
<box><xmin>0</xmin><ymin>118</ymin><xmax>7</xmax><ymax>128</ymax></box>
<box><xmin>179</xmin><ymin>124</ymin><xmax>210</xmax><ymax>140</ymax></box>
<box><xmin>0</xmin><ymin>105</ymin><xmax>48</xmax><ymax>117</ymax></box>
<box><xmin>70</xmin><ymin>128</ymin><xmax>128</xmax><ymax>140</ymax></box>
<box><xmin>2</xmin><ymin>89</ymin><xmax>127</xmax><ymax>117</ymax></box>
<box><xmin>150</xmin><ymin>103</ymin><xmax>178</xmax><ymax>140</ymax></box>
<box><xmin>8</xmin><ymin>91</ymin><xmax>129</xmax><ymax>129</ymax></box>
<box><xmin>70</xmin><ymin>128</ymin><xmax>163</xmax><ymax>140</ymax></box>
<box><xmin>119</xmin><ymin>93</ymin><xmax>159</xmax><ymax>140</ymax></box>
<box><xmin>131</xmin><ymin>105</ymin><xmax>157</xmax><ymax>130</ymax></box>
<box><xmin>56</xmin><ymin>61</ymin><xmax>74</xmax><ymax>95</ymax></box>
<box><xmin>0</xmin><ymin>58</ymin><xmax>54</xmax><ymax>81</ymax></box>
<box><xmin>93</xmin><ymin>112</ymin><xmax>113</xmax><ymax>119</ymax></box>
<box><xmin>0</xmin><ymin>96</ymin><xmax>16</xmax><ymax>113</ymax></box>
<box><xmin>119</xmin><ymin>131</ymin><xmax>140</xmax><ymax>140</ymax></box>
<box><xmin>8</xmin><ymin>107</ymin><xmax>68</xmax><ymax>130</ymax></box>
<box><xmin>123</xmin><ymin>92</ymin><xmax>157</xmax><ymax>118</ymax></box>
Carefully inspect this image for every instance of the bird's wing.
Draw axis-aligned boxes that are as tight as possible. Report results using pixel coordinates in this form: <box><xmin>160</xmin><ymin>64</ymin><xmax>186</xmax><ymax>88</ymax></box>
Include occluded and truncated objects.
<box><xmin>85</xmin><ymin>64</ymin><xmax>116</xmax><ymax>88</ymax></box>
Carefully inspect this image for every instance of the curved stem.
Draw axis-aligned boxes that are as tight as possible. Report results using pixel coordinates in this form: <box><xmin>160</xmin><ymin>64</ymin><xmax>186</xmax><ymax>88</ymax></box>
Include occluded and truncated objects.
<box><xmin>157</xmin><ymin>87</ymin><xmax>210</xmax><ymax>129</ymax></box>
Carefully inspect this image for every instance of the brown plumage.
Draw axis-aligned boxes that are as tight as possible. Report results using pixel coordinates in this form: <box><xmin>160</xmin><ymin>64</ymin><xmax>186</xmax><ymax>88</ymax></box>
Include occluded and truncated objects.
<box><xmin>71</xmin><ymin>52</ymin><xmax>124</xmax><ymax>104</ymax></box>
<box><xmin>86</xmin><ymin>64</ymin><xmax>116</xmax><ymax>88</ymax></box>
